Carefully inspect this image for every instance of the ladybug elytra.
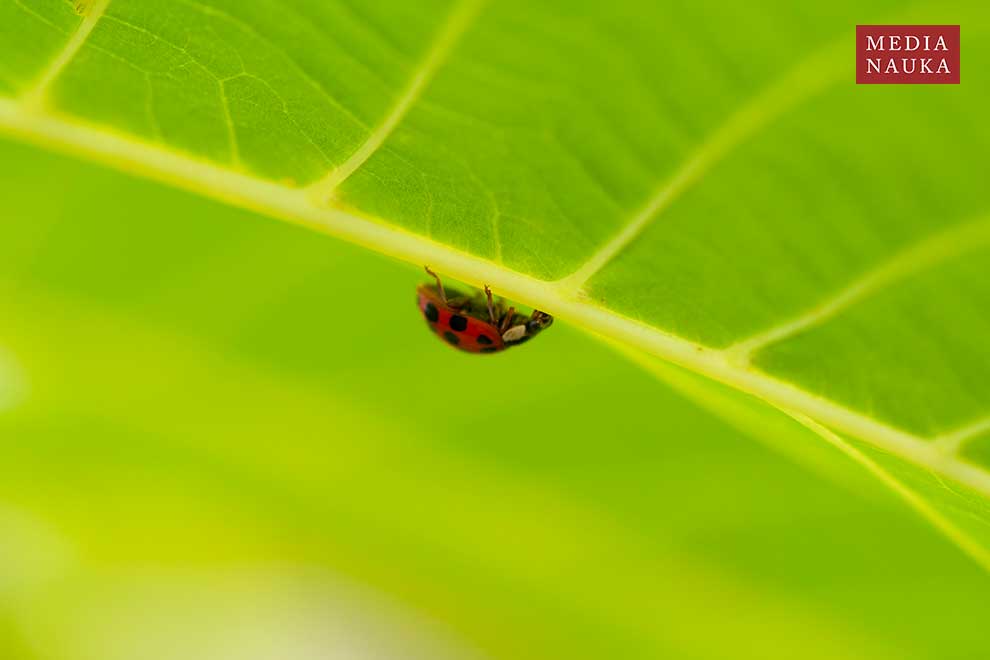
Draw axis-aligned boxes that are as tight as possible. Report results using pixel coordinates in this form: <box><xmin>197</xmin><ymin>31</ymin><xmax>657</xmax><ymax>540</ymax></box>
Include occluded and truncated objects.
<box><xmin>417</xmin><ymin>266</ymin><xmax>553</xmax><ymax>353</ymax></box>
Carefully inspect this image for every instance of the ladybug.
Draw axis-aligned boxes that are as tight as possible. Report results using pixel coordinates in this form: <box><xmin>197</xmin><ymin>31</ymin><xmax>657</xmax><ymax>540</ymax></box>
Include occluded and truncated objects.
<box><xmin>417</xmin><ymin>266</ymin><xmax>553</xmax><ymax>353</ymax></box>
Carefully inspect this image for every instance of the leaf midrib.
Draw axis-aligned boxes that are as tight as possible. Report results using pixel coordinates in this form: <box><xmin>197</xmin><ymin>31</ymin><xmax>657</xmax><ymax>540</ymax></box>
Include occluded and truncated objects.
<box><xmin>2</xmin><ymin>97</ymin><xmax>988</xmax><ymax>503</ymax></box>
<box><xmin>3</xmin><ymin>0</ymin><xmax>988</xmax><ymax>501</ymax></box>
<box><xmin>619</xmin><ymin>344</ymin><xmax>990</xmax><ymax>573</ymax></box>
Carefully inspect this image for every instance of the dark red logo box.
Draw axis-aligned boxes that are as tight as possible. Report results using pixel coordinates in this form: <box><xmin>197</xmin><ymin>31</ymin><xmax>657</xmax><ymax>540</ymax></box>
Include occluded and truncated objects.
<box><xmin>856</xmin><ymin>25</ymin><xmax>959</xmax><ymax>84</ymax></box>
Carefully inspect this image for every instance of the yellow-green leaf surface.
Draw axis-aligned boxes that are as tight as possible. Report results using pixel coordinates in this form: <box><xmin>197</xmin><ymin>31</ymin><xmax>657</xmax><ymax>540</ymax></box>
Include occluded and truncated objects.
<box><xmin>2</xmin><ymin>0</ymin><xmax>988</xmax><ymax>494</ymax></box>
<box><xmin>2</xmin><ymin>1</ymin><xmax>990</xmax><ymax>658</ymax></box>
<box><xmin>3</xmin><ymin>138</ymin><xmax>990</xmax><ymax>660</ymax></box>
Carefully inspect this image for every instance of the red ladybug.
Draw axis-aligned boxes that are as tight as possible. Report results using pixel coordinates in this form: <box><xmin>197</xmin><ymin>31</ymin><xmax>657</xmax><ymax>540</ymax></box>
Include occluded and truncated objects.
<box><xmin>417</xmin><ymin>266</ymin><xmax>553</xmax><ymax>353</ymax></box>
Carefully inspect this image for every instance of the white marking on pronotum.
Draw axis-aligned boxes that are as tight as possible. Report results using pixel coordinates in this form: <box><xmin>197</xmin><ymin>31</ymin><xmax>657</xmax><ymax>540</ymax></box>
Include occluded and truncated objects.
<box><xmin>2</xmin><ymin>98</ymin><xmax>990</xmax><ymax>503</ymax></box>
<box><xmin>501</xmin><ymin>325</ymin><xmax>526</xmax><ymax>342</ymax></box>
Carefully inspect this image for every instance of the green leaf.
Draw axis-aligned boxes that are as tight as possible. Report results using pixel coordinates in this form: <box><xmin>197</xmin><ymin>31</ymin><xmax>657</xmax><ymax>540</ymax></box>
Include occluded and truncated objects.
<box><xmin>3</xmin><ymin>139</ymin><xmax>990</xmax><ymax>660</ymax></box>
<box><xmin>619</xmin><ymin>345</ymin><xmax>990</xmax><ymax>572</ymax></box>
<box><xmin>1</xmin><ymin>0</ymin><xmax>989</xmax><ymax>585</ymax></box>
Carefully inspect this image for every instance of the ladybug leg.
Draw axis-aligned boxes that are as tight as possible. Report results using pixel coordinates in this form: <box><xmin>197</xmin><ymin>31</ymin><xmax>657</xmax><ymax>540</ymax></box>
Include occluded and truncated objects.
<box><xmin>499</xmin><ymin>306</ymin><xmax>515</xmax><ymax>334</ymax></box>
<box><xmin>424</xmin><ymin>265</ymin><xmax>448</xmax><ymax>306</ymax></box>
<box><xmin>484</xmin><ymin>285</ymin><xmax>497</xmax><ymax>325</ymax></box>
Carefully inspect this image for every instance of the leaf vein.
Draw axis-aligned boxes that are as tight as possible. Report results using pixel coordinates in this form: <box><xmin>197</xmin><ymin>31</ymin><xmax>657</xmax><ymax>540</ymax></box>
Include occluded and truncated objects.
<box><xmin>935</xmin><ymin>417</ymin><xmax>990</xmax><ymax>456</ymax></box>
<box><xmin>218</xmin><ymin>79</ymin><xmax>241</xmax><ymax>168</ymax></box>
<box><xmin>725</xmin><ymin>215</ymin><xmax>990</xmax><ymax>365</ymax></box>
<box><xmin>19</xmin><ymin>0</ymin><xmax>112</xmax><ymax>111</ymax></box>
<box><xmin>2</xmin><ymin>96</ymin><xmax>990</xmax><ymax>512</ymax></box>
<box><xmin>555</xmin><ymin>35</ymin><xmax>847</xmax><ymax>294</ymax></box>
<box><xmin>175</xmin><ymin>0</ymin><xmax>370</xmax><ymax>132</ymax></box>
<box><xmin>306</xmin><ymin>0</ymin><xmax>487</xmax><ymax>202</ymax></box>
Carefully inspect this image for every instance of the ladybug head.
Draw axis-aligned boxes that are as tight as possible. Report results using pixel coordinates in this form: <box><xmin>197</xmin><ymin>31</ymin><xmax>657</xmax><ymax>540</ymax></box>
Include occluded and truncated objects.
<box><xmin>526</xmin><ymin>311</ymin><xmax>554</xmax><ymax>334</ymax></box>
<box><xmin>503</xmin><ymin>310</ymin><xmax>553</xmax><ymax>346</ymax></box>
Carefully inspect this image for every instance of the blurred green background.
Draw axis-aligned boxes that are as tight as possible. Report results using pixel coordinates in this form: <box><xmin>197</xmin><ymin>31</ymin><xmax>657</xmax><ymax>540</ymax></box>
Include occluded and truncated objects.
<box><xmin>1</xmin><ymin>136</ymin><xmax>989</xmax><ymax>659</ymax></box>
<box><xmin>0</xmin><ymin>0</ymin><xmax>988</xmax><ymax>655</ymax></box>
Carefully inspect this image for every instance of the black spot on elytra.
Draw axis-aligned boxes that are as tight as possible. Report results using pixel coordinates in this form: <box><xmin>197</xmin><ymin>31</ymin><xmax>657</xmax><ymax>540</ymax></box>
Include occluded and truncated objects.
<box><xmin>423</xmin><ymin>302</ymin><xmax>439</xmax><ymax>323</ymax></box>
<box><xmin>476</xmin><ymin>334</ymin><xmax>493</xmax><ymax>345</ymax></box>
<box><xmin>449</xmin><ymin>314</ymin><xmax>468</xmax><ymax>331</ymax></box>
<box><xmin>480</xmin><ymin>346</ymin><xmax>498</xmax><ymax>353</ymax></box>
<box><xmin>443</xmin><ymin>331</ymin><xmax>460</xmax><ymax>345</ymax></box>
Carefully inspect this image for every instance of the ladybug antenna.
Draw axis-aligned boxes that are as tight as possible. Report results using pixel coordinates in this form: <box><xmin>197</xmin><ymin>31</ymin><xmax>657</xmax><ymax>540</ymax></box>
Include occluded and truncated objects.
<box><xmin>424</xmin><ymin>265</ymin><xmax>447</xmax><ymax>305</ymax></box>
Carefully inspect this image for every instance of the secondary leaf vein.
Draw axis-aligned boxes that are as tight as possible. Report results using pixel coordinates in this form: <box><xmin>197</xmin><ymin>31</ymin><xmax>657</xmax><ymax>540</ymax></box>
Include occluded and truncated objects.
<box><xmin>20</xmin><ymin>0</ymin><xmax>112</xmax><ymax>111</ymax></box>
<box><xmin>935</xmin><ymin>417</ymin><xmax>990</xmax><ymax>456</ymax></box>
<box><xmin>175</xmin><ymin>0</ymin><xmax>369</xmax><ymax>132</ymax></box>
<box><xmin>307</xmin><ymin>0</ymin><xmax>487</xmax><ymax>203</ymax></box>
<box><xmin>556</xmin><ymin>36</ymin><xmax>846</xmax><ymax>294</ymax></box>
<box><xmin>725</xmin><ymin>215</ymin><xmax>990</xmax><ymax>365</ymax></box>
<box><xmin>2</xmin><ymin>94</ymin><xmax>989</xmax><ymax>515</ymax></box>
